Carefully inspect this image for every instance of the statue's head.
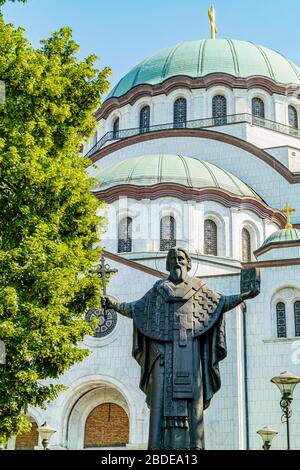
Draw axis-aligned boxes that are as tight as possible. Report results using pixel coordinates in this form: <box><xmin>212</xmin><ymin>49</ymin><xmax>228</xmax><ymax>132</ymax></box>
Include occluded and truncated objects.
<box><xmin>166</xmin><ymin>247</ymin><xmax>192</xmax><ymax>283</ymax></box>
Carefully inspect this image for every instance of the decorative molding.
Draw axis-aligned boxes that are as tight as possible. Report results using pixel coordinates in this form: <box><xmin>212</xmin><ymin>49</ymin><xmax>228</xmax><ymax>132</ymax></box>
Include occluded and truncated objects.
<box><xmin>103</xmin><ymin>250</ymin><xmax>242</xmax><ymax>279</ymax></box>
<box><xmin>104</xmin><ymin>251</ymin><xmax>300</xmax><ymax>276</ymax></box>
<box><xmin>95</xmin><ymin>184</ymin><xmax>286</xmax><ymax>227</ymax></box>
<box><xmin>89</xmin><ymin>128</ymin><xmax>300</xmax><ymax>185</ymax></box>
<box><xmin>131</xmin><ymin>253</ymin><xmax>242</xmax><ymax>271</ymax></box>
<box><xmin>103</xmin><ymin>250</ymin><xmax>167</xmax><ymax>279</ymax></box>
<box><xmin>243</xmin><ymin>258</ymin><xmax>300</xmax><ymax>269</ymax></box>
<box><xmin>254</xmin><ymin>240</ymin><xmax>300</xmax><ymax>257</ymax></box>
<box><xmin>96</xmin><ymin>74</ymin><xmax>300</xmax><ymax>120</ymax></box>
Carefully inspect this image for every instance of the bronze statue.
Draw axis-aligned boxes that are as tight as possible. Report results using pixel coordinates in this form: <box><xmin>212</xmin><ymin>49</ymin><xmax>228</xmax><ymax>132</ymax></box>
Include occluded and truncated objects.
<box><xmin>102</xmin><ymin>247</ymin><xmax>260</xmax><ymax>450</ymax></box>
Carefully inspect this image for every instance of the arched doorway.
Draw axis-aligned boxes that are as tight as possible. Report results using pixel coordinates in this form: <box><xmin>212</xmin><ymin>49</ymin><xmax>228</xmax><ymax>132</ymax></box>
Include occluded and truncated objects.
<box><xmin>84</xmin><ymin>403</ymin><xmax>129</xmax><ymax>448</ymax></box>
<box><xmin>15</xmin><ymin>417</ymin><xmax>39</xmax><ymax>450</ymax></box>
<box><xmin>65</xmin><ymin>383</ymin><xmax>132</xmax><ymax>449</ymax></box>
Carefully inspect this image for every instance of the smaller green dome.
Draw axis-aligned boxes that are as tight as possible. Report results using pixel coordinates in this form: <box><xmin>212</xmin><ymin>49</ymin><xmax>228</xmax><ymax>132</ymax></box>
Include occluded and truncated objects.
<box><xmin>258</xmin><ymin>228</ymin><xmax>300</xmax><ymax>252</ymax></box>
<box><xmin>94</xmin><ymin>154</ymin><xmax>260</xmax><ymax>199</ymax></box>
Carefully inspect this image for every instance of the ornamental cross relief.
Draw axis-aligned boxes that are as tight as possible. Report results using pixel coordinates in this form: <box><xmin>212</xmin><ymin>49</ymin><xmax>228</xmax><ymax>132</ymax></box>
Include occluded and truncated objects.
<box><xmin>175</xmin><ymin>308</ymin><xmax>194</xmax><ymax>346</ymax></box>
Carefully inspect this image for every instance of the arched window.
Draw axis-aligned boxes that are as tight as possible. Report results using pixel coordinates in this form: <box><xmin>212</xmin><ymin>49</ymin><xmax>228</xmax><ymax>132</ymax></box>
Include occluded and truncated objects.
<box><xmin>276</xmin><ymin>302</ymin><xmax>287</xmax><ymax>338</ymax></box>
<box><xmin>204</xmin><ymin>219</ymin><xmax>218</xmax><ymax>256</ymax></box>
<box><xmin>118</xmin><ymin>217</ymin><xmax>132</xmax><ymax>253</ymax></box>
<box><xmin>174</xmin><ymin>98</ymin><xmax>187</xmax><ymax>128</ymax></box>
<box><xmin>160</xmin><ymin>216</ymin><xmax>176</xmax><ymax>251</ymax></box>
<box><xmin>242</xmin><ymin>228</ymin><xmax>251</xmax><ymax>262</ymax></box>
<box><xmin>139</xmin><ymin>106</ymin><xmax>150</xmax><ymax>133</ymax></box>
<box><xmin>294</xmin><ymin>301</ymin><xmax>300</xmax><ymax>336</ymax></box>
<box><xmin>112</xmin><ymin>118</ymin><xmax>119</xmax><ymax>139</ymax></box>
<box><xmin>212</xmin><ymin>95</ymin><xmax>227</xmax><ymax>125</ymax></box>
<box><xmin>252</xmin><ymin>97</ymin><xmax>265</xmax><ymax>119</ymax></box>
<box><xmin>288</xmin><ymin>106</ymin><xmax>298</xmax><ymax>129</ymax></box>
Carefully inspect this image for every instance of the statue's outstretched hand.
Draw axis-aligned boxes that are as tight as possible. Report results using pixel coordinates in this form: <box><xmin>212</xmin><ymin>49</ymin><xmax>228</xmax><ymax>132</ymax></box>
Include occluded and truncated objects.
<box><xmin>101</xmin><ymin>296</ymin><xmax>114</xmax><ymax>310</ymax></box>
<box><xmin>242</xmin><ymin>287</ymin><xmax>260</xmax><ymax>301</ymax></box>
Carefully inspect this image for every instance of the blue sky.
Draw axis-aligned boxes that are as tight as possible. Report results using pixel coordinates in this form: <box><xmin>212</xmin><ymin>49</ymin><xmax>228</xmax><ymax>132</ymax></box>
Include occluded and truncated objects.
<box><xmin>2</xmin><ymin>0</ymin><xmax>300</xmax><ymax>94</ymax></box>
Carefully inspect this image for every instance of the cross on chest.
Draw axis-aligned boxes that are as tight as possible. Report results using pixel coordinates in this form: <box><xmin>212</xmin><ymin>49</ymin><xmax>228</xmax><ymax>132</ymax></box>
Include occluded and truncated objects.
<box><xmin>174</xmin><ymin>307</ymin><xmax>194</xmax><ymax>346</ymax></box>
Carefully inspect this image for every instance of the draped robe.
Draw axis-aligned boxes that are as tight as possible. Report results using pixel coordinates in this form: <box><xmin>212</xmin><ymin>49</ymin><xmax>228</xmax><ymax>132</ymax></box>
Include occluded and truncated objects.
<box><xmin>118</xmin><ymin>277</ymin><xmax>243</xmax><ymax>450</ymax></box>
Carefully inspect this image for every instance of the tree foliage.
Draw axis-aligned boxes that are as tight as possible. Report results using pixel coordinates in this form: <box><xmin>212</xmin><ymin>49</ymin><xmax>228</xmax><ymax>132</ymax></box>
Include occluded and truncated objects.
<box><xmin>0</xmin><ymin>16</ymin><xmax>111</xmax><ymax>443</ymax></box>
<box><xmin>0</xmin><ymin>0</ymin><xmax>27</xmax><ymax>7</ymax></box>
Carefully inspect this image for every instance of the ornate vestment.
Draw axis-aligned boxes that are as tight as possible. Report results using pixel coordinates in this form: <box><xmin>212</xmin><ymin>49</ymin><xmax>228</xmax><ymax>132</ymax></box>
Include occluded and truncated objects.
<box><xmin>123</xmin><ymin>277</ymin><xmax>242</xmax><ymax>450</ymax></box>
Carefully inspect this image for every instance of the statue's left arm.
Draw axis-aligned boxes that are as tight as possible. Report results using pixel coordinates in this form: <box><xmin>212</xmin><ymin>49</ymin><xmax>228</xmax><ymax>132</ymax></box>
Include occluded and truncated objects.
<box><xmin>222</xmin><ymin>267</ymin><xmax>260</xmax><ymax>313</ymax></box>
<box><xmin>222</xmin><ymin>289</ymin><xmax>259</xmax><ymax>314</ymax></box>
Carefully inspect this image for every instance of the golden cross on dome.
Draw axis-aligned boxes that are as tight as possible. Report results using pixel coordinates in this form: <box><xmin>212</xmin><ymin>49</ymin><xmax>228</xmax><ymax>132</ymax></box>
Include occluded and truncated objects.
<box><xmin>208</xmin><ymin>5</ymin><xmax>217</xmax><ymax>39</ymax></box>
<box><xmin>282</xmin><ymin>202</ymin><xmax>296</xmax><ymax>229</ymax></box>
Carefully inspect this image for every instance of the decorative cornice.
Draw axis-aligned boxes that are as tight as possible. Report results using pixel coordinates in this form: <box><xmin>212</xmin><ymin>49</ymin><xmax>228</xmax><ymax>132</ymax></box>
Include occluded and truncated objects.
<box><xmin>104</xmin><ymin>250</ymin><xmax>300</xmax><ymax>276</ymax></box>
<box><xmin>89</xmin><ymin>128</ymin><xmax>300</xmax><ymax>184</ymax></box>
<box><xmin>96</xmin><ymin>74</ymin><xmax>300</xmax><ymax>120</ymax></box>
<box><xmin>243</xmin><ymin>258</ymin><xmax>300</xmax><ymax>269</ymax></box>
<box><xmin>103</xmin><ymin>250</ymin><xmax>167</xmax><ymax>278</ymax></box>
<box><xmin>95</xmin><ymin>184</ymin><xmax>286</xmax><ymax>227</ymax></box>
<box><xmin>254</xmin><ymin>240</ymin><xmax>300</xmax><ymax>258</ymax></box>
<box><xmin>134</xmin><ymin>252</ymin><xmax>242</xmax><ymax>271</ymax></box>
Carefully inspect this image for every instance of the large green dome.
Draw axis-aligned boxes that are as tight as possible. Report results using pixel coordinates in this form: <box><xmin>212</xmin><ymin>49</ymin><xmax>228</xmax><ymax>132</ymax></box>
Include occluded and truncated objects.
<box><xmin>107</xmin><ymin>39</ymin><xmax>300</xmax><ymax>99</ymax></box>
<box><xmin>94</xmin><ymin>154</ymin><xmax>261</xmax><ymax>199</ymax></box>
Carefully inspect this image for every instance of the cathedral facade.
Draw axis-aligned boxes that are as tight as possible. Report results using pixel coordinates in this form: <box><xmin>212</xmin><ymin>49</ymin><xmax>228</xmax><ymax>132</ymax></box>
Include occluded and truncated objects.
<box><xmin>9</xmin><ymin>38</ymin><xmax>300</xmax><ymax>450</ymax></box>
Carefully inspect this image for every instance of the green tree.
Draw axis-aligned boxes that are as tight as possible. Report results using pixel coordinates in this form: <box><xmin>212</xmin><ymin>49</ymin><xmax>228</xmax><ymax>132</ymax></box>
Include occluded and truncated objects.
<box><xmin>0</xmin><ymin>16</ymin><xmax>111</xmax><ymax>444</ymax></box>
<box><xmin>0</xmin><ymin>0</ymin><xmax>27</xmax><ymax>7</ymax></box>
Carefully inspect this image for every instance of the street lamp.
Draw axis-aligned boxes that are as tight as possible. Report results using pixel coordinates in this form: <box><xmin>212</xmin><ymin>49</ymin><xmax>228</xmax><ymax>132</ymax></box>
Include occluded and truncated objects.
<box><xmin>271</xmin><ymin>370</ymin><xmax>300</xmax><ymax>450</ymax></box>
<box><xmin>37</xmin><ymin>422</ymin><xmax>56</xmax><ymax>450</ymax></box>
<box><xmin>257</xmin><ymin>426</ymin><xmax>278</xmax><ymax>450</ymax></box>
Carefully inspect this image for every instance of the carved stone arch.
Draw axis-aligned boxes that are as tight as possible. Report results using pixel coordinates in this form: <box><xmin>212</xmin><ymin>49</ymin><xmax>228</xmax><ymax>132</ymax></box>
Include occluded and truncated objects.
<box><xmin>134</xmin><ymin>99</ymin><xmax>152</xmax><ymax>129</ymax></box>
<box><xmin>240</xmin><ymin>220</ymin><xmax>261</xmax><ymax>261</ymax></box>
<box><xmin>107</xmin><ymin>110</ymin><xmax>122</xmax><ymax>133</ymax></box>
<box><xmin>61</xmin><ymin>376</ymin><xmax>139</xmax><ymax>449</ymax></box>
<box><xmin>158</xmin><ymin>203</ymin><xmax>183</xmax><ymax>246</ymax></box>
<box><xmin>207</xmin><ymin>86</ymin><xmax>233</xmax><ymax>117</ymax></box>
<box><xmin>247</xmin><ymin>88</ymin><xmax>273</xmax><ymax>120</ymax></box>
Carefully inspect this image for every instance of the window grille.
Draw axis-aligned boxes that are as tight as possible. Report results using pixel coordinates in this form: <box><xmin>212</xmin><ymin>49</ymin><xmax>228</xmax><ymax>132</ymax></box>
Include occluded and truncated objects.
<box><xmin>252</xmin><ymin>97</ymin><xmax>265</xmax><ymax>118</ymax></box>
<box><xmin>242</xmin><ymin>228</ymin><xmax>251</xmax><ymax>262</ymax></box>
<box><xmin>139</xmin><ymin>106</ymin><xmax>150</xmax><ymax>133</ymax></box>
<box><xmin>160</xmin><ymin>216</ymin><xmax>176</xmax><ymax>251</ymax></box>
<box><xmin>204</xmin><ymin>219</ymin><xmax>218</xmax><ymax>256</ymax></box>
<box><xmin>118</xmin><ymin>217</ymin><xmax>132</xmax><ymax>253</ymax></box>
<box><xmin>294</xmin><ymin>301</ymin><xmax>300</xmax><ymax>337</ymax></box>
<box><xmin>113</xmin><ymin>118</ymin><xmax>119</xmax><ymax>139</ymax></box>
<box><xmin>212</xmin><ymin>95</ymin><xmax>227</xmax><ymax>125</ymax></box>
<box><xmin>288</xmin><ymin>106</ymin><xmax>298</xmax><ymax>129</ymax></box>
<box><xmin>174</xmin><ymin>98</ymin><xmax>187</xmax><ymax>128</ymax></box>
<box><xmin>276</xmin><ymin>302</ymin><xmax>287</xmax><ymax>338</ymax></box>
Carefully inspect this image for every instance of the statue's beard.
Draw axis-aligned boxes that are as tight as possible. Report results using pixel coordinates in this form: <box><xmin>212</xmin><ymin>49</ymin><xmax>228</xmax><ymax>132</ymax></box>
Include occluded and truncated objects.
<box><xmin>170</xmin><ymin>265</ymin><xmax>186</xmax><ymax>283</ymax></box>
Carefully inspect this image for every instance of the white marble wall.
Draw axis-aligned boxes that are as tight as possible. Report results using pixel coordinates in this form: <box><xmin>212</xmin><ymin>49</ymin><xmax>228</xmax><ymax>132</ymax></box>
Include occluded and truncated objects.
<box><xmin>83</xmin><ymin>85</ymin><xmax>300</xmax><ymax>153</ymax></box>
<box><xmin>99</xmin><ymin>198</ymin><xmax>276</xmax><ymax>264</ymax></box>
<box><xmin>90</xmin><ymin>136</ymin><xmax>300</xmax><ymax>221</ymax></box>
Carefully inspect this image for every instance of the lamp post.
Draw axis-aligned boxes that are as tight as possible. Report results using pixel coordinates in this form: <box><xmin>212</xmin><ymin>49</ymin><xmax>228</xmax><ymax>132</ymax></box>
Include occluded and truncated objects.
<box><xmin>257</xmin><ymin>426</ymin><xmax>278</xmax><ymax>450</ymax></box>
<box><xmin>271</xmin><ymin>370</ymin><xmax>300</xmax><ymax>450</ymax></box>
<box><xmin>37</xmin><ymin>422</ymin><xmax>56</xmax><ymax>450</ymax></box>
